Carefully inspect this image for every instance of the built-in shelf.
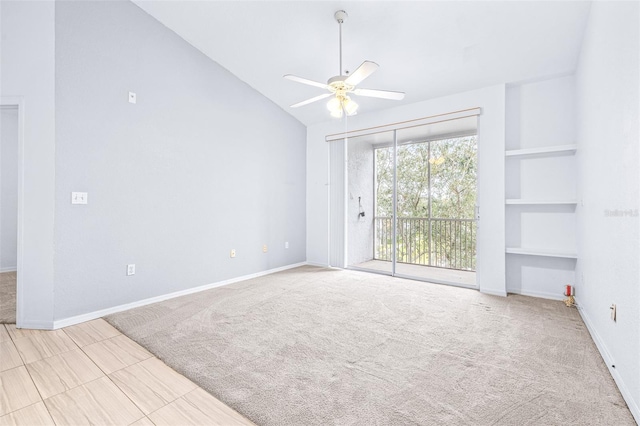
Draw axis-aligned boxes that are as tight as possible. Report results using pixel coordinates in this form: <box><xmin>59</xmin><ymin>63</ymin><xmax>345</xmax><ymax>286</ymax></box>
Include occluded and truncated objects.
<box><xmin>505</xmin><ymin>144</ymin><xmax>577</xmax><ymax>158</ymax></box>
<box><xmin>505</xmin><ymin>247</ymin><xmax>578</xmax><ymax>259</ymax></box>
<box><xmin>505</xmin><ymin>199</ymin><xmax>578</xmax><ymax>205</ymax></box>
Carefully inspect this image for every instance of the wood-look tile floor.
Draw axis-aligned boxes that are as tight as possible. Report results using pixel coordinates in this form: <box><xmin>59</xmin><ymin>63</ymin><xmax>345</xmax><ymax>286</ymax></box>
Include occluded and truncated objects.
<box><xmin>0</xmin><ymin>320</ymin><xmax>254</xmax><ymax>425</ymax></box>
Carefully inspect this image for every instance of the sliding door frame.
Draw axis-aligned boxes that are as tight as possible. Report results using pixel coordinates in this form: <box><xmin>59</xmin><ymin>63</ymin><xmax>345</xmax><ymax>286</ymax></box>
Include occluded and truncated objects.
<box><xmin>332</xmin><ymin>108</ymin><xmax>481</xmax><ymax>289</ymax></box>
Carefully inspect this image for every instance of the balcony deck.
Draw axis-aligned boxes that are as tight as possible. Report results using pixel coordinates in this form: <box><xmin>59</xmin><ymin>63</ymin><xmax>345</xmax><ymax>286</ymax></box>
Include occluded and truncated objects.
<box><xmin>352</xmin><ymin>260</ymin><xmax>476</xmax><ymax>287</ymax></box>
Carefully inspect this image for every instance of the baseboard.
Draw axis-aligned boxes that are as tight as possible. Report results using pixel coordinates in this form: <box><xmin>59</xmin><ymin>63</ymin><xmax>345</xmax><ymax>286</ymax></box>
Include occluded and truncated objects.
<box><xmin>16</xmin><ymin>319</ymin><xmax>55</xmax><ymax>330</ymax></box>
<box><xmin>305</xmin><ymin>261</ymin><xmax>329</xmax><ymax>268</ymax></box>
<box><xmin>479</xmin><ymin>288</ymin><xmax>507</xmax><ymax>297</ymax></box>
<box><xmin>53</xmin><ymin>262</ymin><xmax>308</xmax><ymax>329</ymax></box>
<box><xmin>576</xmin><ymin>298</ymin><xmax>640</xmax><ymax>424</ymax></box>
<box><xmin>0</xmin><ymin>266</ymin><xmax>17</xmax><ymax>273</ymax></box>
<box><xmin>507</xmin><ymin>288</ymin><xmax>565</xmax><ymax>301</ymax></box>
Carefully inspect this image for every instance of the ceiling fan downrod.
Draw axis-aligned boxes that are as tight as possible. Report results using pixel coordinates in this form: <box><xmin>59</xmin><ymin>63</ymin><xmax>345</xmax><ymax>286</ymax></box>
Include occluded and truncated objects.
<box><xmin>335</xmin><ymin>10</ymin><xmax>348</xmax><ymax>76</ymax></box>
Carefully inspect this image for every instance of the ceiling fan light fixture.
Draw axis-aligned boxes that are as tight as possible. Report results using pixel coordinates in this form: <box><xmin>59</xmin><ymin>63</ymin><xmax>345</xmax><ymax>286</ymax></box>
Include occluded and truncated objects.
<box><xmin>330</xmin><ymin>108</ymin><xmax>344</xmax><ymax>119</ymax></box>
<box><xmin>327</xmin><ymin>95</ymin><xmax>358</xmax><ymax>118</ymax></box>
<box><xmin>284</xmin><ymin>10</ymin><xmax>405</xmax><ymax>118</ymax></box>
<box><xmin>342</xmin><ymin>96</ymin><xmax>358</xmax><ymax>116</ymax></box>
<box><xmin>327</xmin><ymin>97</ymin><xmax>342</xmax><ymax>113</ymax></box>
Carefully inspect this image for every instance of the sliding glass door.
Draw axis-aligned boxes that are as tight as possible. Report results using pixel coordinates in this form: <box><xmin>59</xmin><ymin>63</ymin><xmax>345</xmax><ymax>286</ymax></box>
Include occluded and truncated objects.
<box><xmin>339</xmin><ymin>113</ymin><xmax>478</xmax><ymax>288</ymax></box>
<box><xmin>394</xmin><ymin>127</ymin><xmax>477</xmax><ymax>286</ymax></box>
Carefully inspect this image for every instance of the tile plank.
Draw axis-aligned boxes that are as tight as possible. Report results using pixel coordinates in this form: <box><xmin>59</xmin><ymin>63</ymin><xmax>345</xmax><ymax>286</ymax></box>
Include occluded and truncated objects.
<box><xmin>109</xmin><ymin>358</ymin><xmax>197</xmax><ymax>415</ymax></box>
<box><xmin>0</xmin><ymin>326</ymin><xmax>9</xmax><ymax>343</ymax></box>
<box><xmin>44</xmin><ymin>376</ymin><xmax>144</xmax><ymax>426</ymax></box>
<box><xmin>83</xmin><ymin>334</ymin><xmax>152</xmax><ymax>374</ymax></box>
<box><xmin>12</xmin><ymin>330</ymin><xmax>76</xmax><ymax>364</ymax></box>
<box><xmin>63</xmin><ymin>319</ymin><xmax>120</xmax><ymax>347</ymax></box>
<box><xmin>0</xmin><ymin>341</ymin><xmax>23</xmax><ymax>372</ymax></box>
<box><xmin>0</xmin><ymin>402</ymin><xmax>54</xmax><ymax>426</ymax></box>
<box><xmin>129</xmin><ymin>416</ymin><xmax>156</xmax><ymax>426</ymax></box>
<box><xmin>0</xmin><ymin>366</ymin><xmax>41</xmax><ymax>416</ymax></box>
<box><xmin>26</xmin><ymin>348</ymin><xmax>104</xmax><ymax>399</ymax></box>
<box><xmin>4</xmin><ymin>325</ymin><xmax>40</xmax><ymax>342</ymax></box>
<box><xmin>148</xmin><ymin>388</ymin><xmax>254</xmax><ymax>426</ymax></box>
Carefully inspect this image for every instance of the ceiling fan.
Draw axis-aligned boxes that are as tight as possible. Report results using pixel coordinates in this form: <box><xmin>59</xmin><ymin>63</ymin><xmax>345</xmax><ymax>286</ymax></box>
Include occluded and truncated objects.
<box><xmin>284</xmin><ymin>10</ymin><xmax>405</xmax><ymax>118</ymax></box>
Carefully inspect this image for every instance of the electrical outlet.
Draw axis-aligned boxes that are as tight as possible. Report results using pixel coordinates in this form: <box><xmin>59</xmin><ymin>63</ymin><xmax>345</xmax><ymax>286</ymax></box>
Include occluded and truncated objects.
<box><xmin>610</xmin><ymin>304</ymin><xmax>616</xmax><ymax>321</ymax></box>
<box><xmin>127</xmin><ymin>264</ymin><xmax>135</xmax><ymax>276</ymax></box>
<box><xmin>230</xmin><ymin>249</ymin><xmax>236</xmax><ymax>258</ymax></box>
<box><xmin>285</xmin><ymin>241</ymin><xmax>289</xmax><ymax>249</ymax></box>
<box><xmin>71</xmin><ymin>192</ymin><xmax>88</xmax><ymax>205</ymax></box>
<box><xmin>263</xmin><ymin>244</ymin><xmax>268</xmax><ymax>253</ymax></box>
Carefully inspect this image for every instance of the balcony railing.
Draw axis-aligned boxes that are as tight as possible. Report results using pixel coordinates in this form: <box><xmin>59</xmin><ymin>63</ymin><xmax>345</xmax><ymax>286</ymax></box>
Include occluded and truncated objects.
<box><xmin>374</xmin><ymin>217</ymin><xmax>476</xmax><ymax>271</ymax></box>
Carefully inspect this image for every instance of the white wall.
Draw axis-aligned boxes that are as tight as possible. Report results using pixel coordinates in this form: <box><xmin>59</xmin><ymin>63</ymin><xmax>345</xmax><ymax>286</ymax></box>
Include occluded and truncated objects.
<box><xmin>307</xmin><ymin>85</ymin><xmax>506</xmax><ymax>295</ymax></box>
<box><xmin>0</xmin><ymin>1</ymin><xmax>56</xmax><ymax>328</ymax></box>
<box><xmin>505</xmin><ymin>76</ymin><xmax>577</xmax><ymax>299</ymax></box>
<box><xmin>52</xmin><ymin>1</ymin><xmax>307</xmax><ymax>321</ymax></box>
<box><xmin>575</xmin><ymin>1</ymin><xmax>639</xmax><ymax>421</ymax></box>
<box><xmin>347</xmin><ymin>139</ymin><xmax>374</xmax><ymax>266</ymax></box>
<box><xmin>0</xmin><ymin>109</ymin><xmax>18</xmax><ymax>271</ymax></box>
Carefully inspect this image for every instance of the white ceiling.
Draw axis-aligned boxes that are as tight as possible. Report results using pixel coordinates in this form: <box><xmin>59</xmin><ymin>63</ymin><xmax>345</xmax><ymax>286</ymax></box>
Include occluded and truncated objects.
<box><xmin>133</xmin><ymin>1</ymin><xmax>591</xmax><ymax>126</ymax></box>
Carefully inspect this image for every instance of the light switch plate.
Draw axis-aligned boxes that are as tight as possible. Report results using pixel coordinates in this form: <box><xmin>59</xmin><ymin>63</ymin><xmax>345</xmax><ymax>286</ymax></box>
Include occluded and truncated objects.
<box><xmin>128</xmin><ymin>92</ymin><xmax>137</xmax><ymax>104</ymax></box>
<box><xmin>71</xmin><ymin>192</ymin><xmax>88</xmax><ymax>204</ymax></box>
<box><xmin>127</xmin><ymin>264</ymin><xmax>135</xmax><ymax>276</ymax></box>
<box><xmin>611</xmin><ymin>304</ymin><xmax>616</xmax><ymax>321</ymax></box>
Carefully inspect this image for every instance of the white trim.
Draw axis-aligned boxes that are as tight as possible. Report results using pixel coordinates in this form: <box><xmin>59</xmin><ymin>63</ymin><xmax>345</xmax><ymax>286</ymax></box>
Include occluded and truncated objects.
<box><xmin>52</xmin><ymin>262</ymin><xmax>308</xmax><ymax>329</ymax></box>
<box><xmin>507</xmin><ymin>288</ymin><xmax>564</xmax><ymax>301</ymax></box>
<box><xmin>505</xmin><ymin>144</ymin><xmax>577</xmax><ymax>158</ymax></box>
<box><xmin>325</xmin><ymin>108</ymin><xmax>481</xmax><ymax>142</ymax></box>
<box><xmin>1</xmin><ymin>97</ymin><xmax>25</xmax><ymax>328</ymax></box>
<box><xmin>480</xmin><ymin>288</ymin><xmax>507</xmax><ymax>297</ymax></box>
<box><xmin>506</xmin><ymin>247</ymin><xmax>578</xmax><ymax>259</ymax></box>
<box><xmin>19</xmin><ymin>320</ymin><xmax>55</xmax><ymax>330</ymax></box>
<box><xmin>576</xmin><ymin>299</ymin><xmax>640</xmax><ymax>424</ymax></box>
<box><xmin>393</xmin><ymin>272</ymin><xmax>478</xmax><ymax>291</ymax></box>
<box><xmin>0</xmin><ymin>267</ymin><xmax>17</xmax><ymax>273</ymax></box>
<box><xmin>505</xmin><ymin>199</ymin><xmax>578</xmax><ymax>206</ymax></box>
<box><xmin>306</xmin><ymin>261</ymin><xmax>329</xmax><ymax>268</ymax></box>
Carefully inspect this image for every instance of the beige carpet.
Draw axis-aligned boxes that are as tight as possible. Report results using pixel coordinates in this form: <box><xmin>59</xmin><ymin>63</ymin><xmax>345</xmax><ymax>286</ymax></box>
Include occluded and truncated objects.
<box><xmin>105</xmin><ymin>266</ymin><xmax>635</xmax><ymax>425</ymax></box>
<box><xmin>0</xmin><ymin>271</ymin><xmax>16</xmax><ymax>323</ymax></box>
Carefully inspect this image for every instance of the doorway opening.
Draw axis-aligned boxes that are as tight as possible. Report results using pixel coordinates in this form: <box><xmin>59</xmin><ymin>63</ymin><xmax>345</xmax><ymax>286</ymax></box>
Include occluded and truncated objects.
<box><xmin>0</xmin><ymin>104</ymin><xmax>19</xmax><ymax>323</ymax></box>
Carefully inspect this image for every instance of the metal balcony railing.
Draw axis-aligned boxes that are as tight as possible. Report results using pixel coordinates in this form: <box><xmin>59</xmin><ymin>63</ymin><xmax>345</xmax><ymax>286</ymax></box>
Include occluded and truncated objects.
<box><xmin>374</xmin><ymin>217</ymin><xmax>476</xmax><ymax>271</ymax></box>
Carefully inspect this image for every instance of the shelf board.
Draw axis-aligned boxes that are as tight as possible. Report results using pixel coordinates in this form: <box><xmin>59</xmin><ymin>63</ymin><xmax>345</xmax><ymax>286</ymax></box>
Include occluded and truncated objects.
<box><xmin>506</xmin><ymin>247</ymin><xmax>578</xmax><ymax>259</ymax></box>
<box><xmin>505</xmin><ymin>199</ymin><xmax>578</xmax><ymax>205</ymax></box>
<box><xmin>505</xmin><ymin>144</ymin><xmax>577</xmax><ymax>158</ymax></box>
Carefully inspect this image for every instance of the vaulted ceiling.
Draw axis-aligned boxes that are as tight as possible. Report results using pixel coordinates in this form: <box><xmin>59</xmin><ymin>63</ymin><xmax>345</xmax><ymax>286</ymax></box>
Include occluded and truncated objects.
<box><xmin>133</xmin><ymin>1</ymin><xmax>592</xmax><ymax>126</ymax></box>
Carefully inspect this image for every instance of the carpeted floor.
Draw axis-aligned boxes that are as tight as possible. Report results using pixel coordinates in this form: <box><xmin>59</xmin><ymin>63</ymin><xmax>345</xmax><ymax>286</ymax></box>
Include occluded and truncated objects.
<box><xmin>105</xmin><ymin>266</ymin><xmax>635</xmax><ymax>425</ymax></box>
<box><xmin>0</xmin><ymin>271</ymin><xmax>16</xmax><ymax>323</ymax></box>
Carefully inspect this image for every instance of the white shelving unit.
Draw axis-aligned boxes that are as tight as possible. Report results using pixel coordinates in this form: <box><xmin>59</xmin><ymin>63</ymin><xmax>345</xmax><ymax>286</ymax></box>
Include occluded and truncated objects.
<box><xmin>504</xmin><ymin>76</ymin><xmax>578</xmax><ymax>299</ymax></box>
<box><xmin>505</xmin><ymin>199</ymin><xmax>577</xmax><ymax>205</ymax></box>
<box><xmin>505</xmin><ymin>144</ymin><xmax>578</xmax><ymax>258</ymax></box>
<box><xmin>505</xmin><ymin>144</ymin><xmax>577</xmax><ymax>158</ymax></box>
<box><xmin>505</xmin><ymin>247</ymin><xmax>577</xmax><ymax>259</ymax></box>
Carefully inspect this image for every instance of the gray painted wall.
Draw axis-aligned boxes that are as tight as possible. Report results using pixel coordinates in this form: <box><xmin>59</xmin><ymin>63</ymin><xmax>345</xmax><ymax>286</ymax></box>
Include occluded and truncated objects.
<box><xmin>54</xmin><ymin>1</ymin><xmax>306</xmax><ymax>320</ymax></box>
<box><xmin>1</xmin><ymin>109</ymin><xmax>18</xmax><ymax>271</ymax></box>
<box><xmin>575</xmin><ymin>1</ymin><xmax>639</xmax><ymax>419</ymax></box>
<box><xmin>1</xmin><ymin>0</ymin><xmax>56</xmax><ymax>328</ymax></box>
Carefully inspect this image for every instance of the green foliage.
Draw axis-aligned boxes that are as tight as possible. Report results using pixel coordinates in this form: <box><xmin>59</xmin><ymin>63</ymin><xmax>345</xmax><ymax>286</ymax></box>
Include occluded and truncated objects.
<box><xmin>374</xmin><ymin>136</ymin><xmax>477</xmax><ymax>270</ymax></box>
<box><xmin>375</xmin><ymin>136</ymin><xmax>477</xmax><ymax>219</ymax></box>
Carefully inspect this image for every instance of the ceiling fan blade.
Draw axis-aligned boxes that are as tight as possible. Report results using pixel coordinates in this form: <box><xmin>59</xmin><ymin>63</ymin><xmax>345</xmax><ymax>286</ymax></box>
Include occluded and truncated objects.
<box><xmin>352</xmin><ymin>88</ymin><xmax>405</xmax><ymax>100</ymax></box>
<box><xmin>290</xmin><ymin>93</ymin><xmax>332</xmax><ymax>108</ymax></box>
<box><xmin>344</xmin><ymin>61</ymin><xmax>379</xmax><ymax>86</ymax></box>
<box><xmin>284</xmin><ymin>74</ymin><xmax>329</xmax><ymax>90</ymax></box>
